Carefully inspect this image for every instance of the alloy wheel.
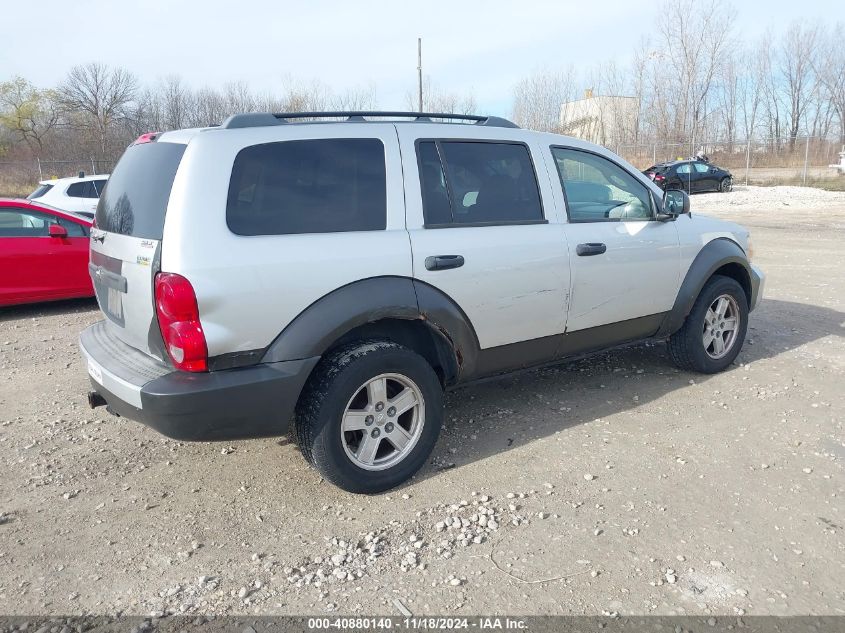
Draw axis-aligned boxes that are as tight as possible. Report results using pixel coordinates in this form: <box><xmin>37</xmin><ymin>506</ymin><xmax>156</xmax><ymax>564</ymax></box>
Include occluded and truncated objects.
<box><xmin>340</xmin><ymin>373</ymin><xmax>425</xmax><ymax>471</ymax></box>
<box><xmin>702</xmin><ymin>294</ymin><xmax>741</xmax><ymax>359</ymax></box>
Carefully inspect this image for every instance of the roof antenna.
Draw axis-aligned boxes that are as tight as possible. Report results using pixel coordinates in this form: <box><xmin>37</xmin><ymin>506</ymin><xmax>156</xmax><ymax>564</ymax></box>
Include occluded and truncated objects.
<box><xmin>78</xmin><ymin>171</ymin><xmax>85</xmax><ymax>178</ymax></box>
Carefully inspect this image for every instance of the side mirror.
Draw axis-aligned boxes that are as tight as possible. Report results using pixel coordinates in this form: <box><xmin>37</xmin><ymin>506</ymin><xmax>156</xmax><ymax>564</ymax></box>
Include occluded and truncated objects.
<box><xmin>48</xmin><ymin>223</ymin><xmax>68</xmax><ymax>238</ymax></box>
<box><xmin>659</xmin><ymin>189</ymin><xmax>690</xmax><ymax>221</ymax></box>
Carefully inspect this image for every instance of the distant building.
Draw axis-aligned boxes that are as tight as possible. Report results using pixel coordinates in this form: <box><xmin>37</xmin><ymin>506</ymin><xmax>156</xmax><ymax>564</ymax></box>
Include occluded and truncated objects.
<box><xmin>560</xmin><ymin>89</ymin><xmax>640</xmax><ymax>147</ymax></box>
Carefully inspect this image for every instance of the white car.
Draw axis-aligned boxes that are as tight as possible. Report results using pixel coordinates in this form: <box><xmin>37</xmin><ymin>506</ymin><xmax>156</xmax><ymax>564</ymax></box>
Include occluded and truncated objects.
<box><xmin>79</xmin><ymin>112</ymin><xmax>764</xmax><ymax>493</ymax></box>
<box><xmin>28</xmin><ymin>173</ymin><xmax>109</xmax><ymax>217</ymax></box>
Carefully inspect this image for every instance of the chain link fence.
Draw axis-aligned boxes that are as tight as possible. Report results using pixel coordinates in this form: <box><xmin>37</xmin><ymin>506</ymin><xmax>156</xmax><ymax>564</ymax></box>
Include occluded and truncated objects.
<box><xmin>1</xmin><ymin>139</ymin><xmax>843</xmax><ymax>197</ymax></box>
<box><xmin>0</xmin><ymin>159</ymin><xmax>114</xmax><ymax>197</ymax></box>
<box><xmin>615</xmin><ymin>136</ymin><xmax>844</xmax><ymax>187</ymax></box>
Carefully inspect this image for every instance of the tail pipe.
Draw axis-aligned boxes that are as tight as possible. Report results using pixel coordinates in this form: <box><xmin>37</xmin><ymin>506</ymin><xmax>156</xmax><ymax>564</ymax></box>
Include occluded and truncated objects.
<box><xmin>87</xmin><ymin>391</ymin><xmax>107</xmax><ymax>409</ymax></box>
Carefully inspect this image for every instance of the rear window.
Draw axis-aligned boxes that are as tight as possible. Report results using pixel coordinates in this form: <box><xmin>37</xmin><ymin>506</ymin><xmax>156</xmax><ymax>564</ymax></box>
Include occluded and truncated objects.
<box><xmin>226</xmin><ymin>138</ymin><xmax>386</xmax><ymax>236</ymax></box>
<box><xmin>27</xmin><ymin>184</ymin><xmax>53</xmax><ymax>199</ymax></box>
<box><xmin>96</xmin><ymin>142</ymin><xmax>186</xmax><ymax>239</ymax></box>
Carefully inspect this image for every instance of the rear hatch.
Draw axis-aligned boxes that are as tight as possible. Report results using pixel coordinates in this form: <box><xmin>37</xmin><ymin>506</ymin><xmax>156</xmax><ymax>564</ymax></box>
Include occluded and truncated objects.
<box><xmin>643</xmin><ymin>164</ymin><xmax>667</xmax><ymax>185</ymax></box>
<box><xmin>90</xmin><ymin>138</ymin><xmax>186</xmax><ymax>362</ymax></box>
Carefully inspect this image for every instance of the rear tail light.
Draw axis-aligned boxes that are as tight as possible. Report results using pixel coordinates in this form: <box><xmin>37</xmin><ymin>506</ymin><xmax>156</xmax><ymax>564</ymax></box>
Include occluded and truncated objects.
<box><xmin>654</xmin><ymin>174</ymin><xmax>666</xmax><ymax>182</ymax></box>
<box><xmin>154</xmin><ymin>272</ymin><xmax>208</xmax><ymax>372</ymax></box>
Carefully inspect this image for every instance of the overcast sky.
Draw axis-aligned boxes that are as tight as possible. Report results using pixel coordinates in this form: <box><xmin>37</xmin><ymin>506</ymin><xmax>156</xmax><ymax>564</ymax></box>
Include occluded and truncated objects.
<box><xmin>1</xmin><ymin>0</ymin><xmax>838</xmax><ymax>115</ymax></box>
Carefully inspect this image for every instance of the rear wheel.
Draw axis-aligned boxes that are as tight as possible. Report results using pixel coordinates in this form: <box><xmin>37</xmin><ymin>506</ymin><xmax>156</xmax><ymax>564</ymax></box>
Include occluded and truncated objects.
<box><xmin>668</xmin><ymin>275</ymin><xmax>748</xmax><ymax>373</ymax></box>
<box><xmin>294</xmin><ymin>340</ymin><xmax>443</xmax><ymax>494</ymax></box>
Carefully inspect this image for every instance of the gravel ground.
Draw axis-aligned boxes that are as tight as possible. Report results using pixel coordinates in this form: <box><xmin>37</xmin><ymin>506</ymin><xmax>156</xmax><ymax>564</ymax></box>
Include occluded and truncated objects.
<box><xmin>694</xmin><ymin>185</ymin><xmax>845</xmax><ymax>212</ymax></box>
<box><xmin>0</xmin><ymin>187</ymin><xmax>843</xmax><ymax>618</ymax></box>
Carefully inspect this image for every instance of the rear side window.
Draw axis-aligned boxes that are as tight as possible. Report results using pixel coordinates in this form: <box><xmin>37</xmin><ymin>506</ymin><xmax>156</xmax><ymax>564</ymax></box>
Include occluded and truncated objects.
<box><xmin>71</xmin><ymin>180</ymin><xmax>107</xmax><ymax>198</ymax></box>
<box><xmin>417</xmin><ymin>141</ymin><xmax>543</xmax><ymax>226</ymax></box>
<box><xmin>96</xmin><ymin>141</ymin><xmax>186</xmax><ymax>239</ymax></box>
<box><xmin>226</xmin><ymin>138</ymin><xmax>386</xmax><ymax>236</ymax></box>
<box><xmin>27</xmin><ymin>184</ymin><xmax>53</xmax><ymax>199</ymax></box>
<box><xmin>66</xmin><ymin>182</ymin><xmax>88</xmax><ymax>198</ymax></box>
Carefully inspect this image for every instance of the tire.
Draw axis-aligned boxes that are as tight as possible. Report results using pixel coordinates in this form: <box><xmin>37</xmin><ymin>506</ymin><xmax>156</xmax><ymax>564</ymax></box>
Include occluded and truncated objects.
<box><xmin>668</xmin><ymin>275</ymin><xmax>748</xmax><ymax>374</ymax></box>
<box><xmin>720</xmin><ymin>177</ymin><xmax>732</xmax><ymax>193</ymax></box>
<box><xmin>294</xmin><ymin>340</ymin><xmax>443</xmax><ymax>494</ymax></box>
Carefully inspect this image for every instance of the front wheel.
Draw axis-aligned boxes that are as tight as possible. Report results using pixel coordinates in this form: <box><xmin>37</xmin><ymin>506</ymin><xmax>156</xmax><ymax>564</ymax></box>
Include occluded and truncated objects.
<box><xmin>294</xmin><ymin>340</ymin><xmax>443</xmax><ymax>494</ymax></box>
<box><xmin>668</xmin><ymin>275</ymin><xmax>749</xmax><ymax>373</ymax></box>
<box><xmin>720</xmin><ymin>177</ymin><xmax>732</xmax><ymax>192</ymax></box>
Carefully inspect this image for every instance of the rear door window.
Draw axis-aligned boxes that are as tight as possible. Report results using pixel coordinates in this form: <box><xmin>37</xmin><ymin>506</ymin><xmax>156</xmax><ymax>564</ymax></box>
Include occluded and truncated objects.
<box><xmin>226</xmin><ymin>138</ymin><xmax>386</xmax><ymax>236</ymax></box>
<box><xmin>69</xmin><ymin>181</ymin><xmax>100</xmax><ymax>198</ymax></box>
<box><xmin>417</xmin><ymin>140</ymin><xmax>543</xmax><ymax>226</ymax></box>
<box><xmin>66</xmin><ymin>182</ymin><xmax>87</xmax><ymax>198</ymax></box>
<box><xmin>96</xmin><ymin>141</ymin><xmax>186</xmax><ymax>239</ymax></box>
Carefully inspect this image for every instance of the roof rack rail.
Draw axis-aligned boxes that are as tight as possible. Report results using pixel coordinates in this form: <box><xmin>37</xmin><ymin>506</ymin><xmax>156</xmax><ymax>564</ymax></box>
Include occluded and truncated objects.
<box><xmin>221</xmin><ymin>111</ymin><xmax>519</xmax><ymax>130</ymax></box>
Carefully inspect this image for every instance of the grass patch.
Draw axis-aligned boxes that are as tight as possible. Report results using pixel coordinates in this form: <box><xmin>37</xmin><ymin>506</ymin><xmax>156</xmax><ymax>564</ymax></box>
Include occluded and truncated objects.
<box><xmin>746</xmin><ymin>176</ymin><xmax>845</xmax><ymax>191</ymax></box>
<box><xmin>0</xmin><ymin>176</ymin><xmax>36</xmax><ymax>198</ymax></box>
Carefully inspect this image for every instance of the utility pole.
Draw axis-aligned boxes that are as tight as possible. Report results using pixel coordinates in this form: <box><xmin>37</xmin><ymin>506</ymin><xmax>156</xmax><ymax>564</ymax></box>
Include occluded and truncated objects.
<box><xmin>417</xmin><ymin>38</ymin><xmax>423</xmax><ymax>113</ymax></box>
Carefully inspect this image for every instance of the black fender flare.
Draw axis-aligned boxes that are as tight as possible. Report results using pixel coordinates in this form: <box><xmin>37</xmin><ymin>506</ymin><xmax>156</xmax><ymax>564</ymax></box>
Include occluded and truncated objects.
<box><xmin>413</xmin><ymin>279</ymin><xmax>481</xmax><ymax>378</ymax></box>
<box><xmin>261</xmin><ymin>276</ymin><xmax>480</xmax><ymax>382</ymax></box>
<box><xmin>657</xmin><ymin>237</ymin><xmax>752</xmax><ymax>337</ymax></box>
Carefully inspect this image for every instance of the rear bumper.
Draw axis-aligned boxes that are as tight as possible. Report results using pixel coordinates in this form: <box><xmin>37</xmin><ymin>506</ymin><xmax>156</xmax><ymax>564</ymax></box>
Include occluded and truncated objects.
<box><xmin>80</xmin><ymin>321</ymin><xmax>319</xmax><ymax>441</ymax></box>
<box><xmin>749</xmin><ymin>263</ymin><xmax>765</xmax><ymax>312</ymax></box>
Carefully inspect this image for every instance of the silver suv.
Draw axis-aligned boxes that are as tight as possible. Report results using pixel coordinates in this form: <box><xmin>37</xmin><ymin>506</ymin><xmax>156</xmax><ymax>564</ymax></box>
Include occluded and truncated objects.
<box><xmin>80</xmin><ymin>111</ymin><xmax>764</xmax><ymax>493</ymax></box>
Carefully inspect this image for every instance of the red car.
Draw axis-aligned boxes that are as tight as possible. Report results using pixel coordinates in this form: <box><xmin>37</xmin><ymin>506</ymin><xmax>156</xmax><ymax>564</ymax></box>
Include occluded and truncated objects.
<box><xmin>0</xmin><ymin>198</ymin><xmax>94</xmax><ymax>307</ymax></box>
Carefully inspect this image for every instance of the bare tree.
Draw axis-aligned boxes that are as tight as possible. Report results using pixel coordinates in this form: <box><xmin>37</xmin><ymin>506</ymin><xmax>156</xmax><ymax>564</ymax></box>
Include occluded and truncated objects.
<box><xmin>511</xmin><ymin>67</ymin><xmax>575</xmax><ymax>132</ymax></box>
<box><xmin>191</xmin><ymin>87</ymin><xmax>227</xmax><ymax>126</ymax></box>
<box><xmin>636</xmin><ymin>42</ymin><xmax>676</xmax><ymax>142</ymax></box>
<box><xmin>716</xmin><ymin>52</ymin><xmax>739</xmax><ymax>148</ymax></box>
<box><xmin>815</xmin><ymin>22</ymin><xmax>845</xmax><ymax>145</ymax></box>
<box><xmin>756</xmin><ymin>32</ymin><xmax>784</xmax><ymax>144</ymax></box>
<box><xmin>280</xmin><ymin>78</ymin><xmax>331</xmax><ymax>113</ymax></box>
<box><xmin>779</xmin><ymin>20</ymin><xmax>821</xmax><ymax>150</ymax></box>
<box><xmin>736</xmin><ymin>42</ymin><xmax>765</xmax><ymax>141</ymax></box>
<box><xmin>223</xmin><ymin>81</ymin><xmax>257</xmax><ymax>114</ymax></box>
<box><xmin>405</xmin><ymin>76</ymin><xmax>477</xmax><ymax>116</ymax></box>
<box><xmin>160</xmin><ymin>75</ymin><xmax>194</xmax><ymax>130</ymax></box>
<box><xmin>655</xmin><ymin>0</ymin><xmax>734</xmax><ymax>142</ymax></box>
<box><xmin>58</xmin><ymin>63</ymin><xmax>138</xmax><ymax>157</ymax></box>
<box><xmin>126</xmin><ymin>87</ymin><xmax>162</xmax><ymax>137</ymax></box>
<box><xmin>330</xmin><ymin>83</ymin><xmax>378</xmax><ymax>111</ymax></box>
